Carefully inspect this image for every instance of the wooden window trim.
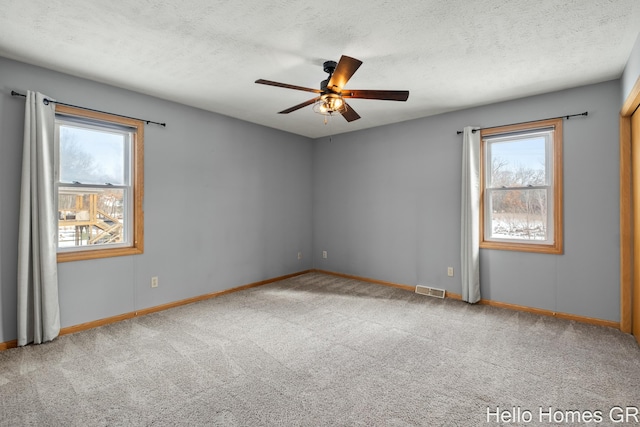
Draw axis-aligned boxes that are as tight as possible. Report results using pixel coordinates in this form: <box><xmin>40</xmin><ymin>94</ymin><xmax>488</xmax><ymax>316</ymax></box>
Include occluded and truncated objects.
<box><xmin>619</xmin><ymin>75</ymin><xmax>640</xmax><ymax>334</ymax></box>
<box><xmin>55</xmin><ymin>105</ymin><xmax>144</xmax><ymax>262</ymax></box>
<box><xmin>479</xmin><ymin>118</ymin><xmax>563</xmax><ymax>254</ymax></box>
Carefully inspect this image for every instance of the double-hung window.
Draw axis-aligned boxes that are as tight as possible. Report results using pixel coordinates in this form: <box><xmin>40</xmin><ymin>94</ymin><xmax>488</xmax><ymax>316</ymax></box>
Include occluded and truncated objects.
<box><xmin>55</xmin><ymin>105</ymin><xmax>144</xmax><ymax>262</ymax></box>
<box><xmin>480</xmin><ymin>118</ymin><xmax>563</xmax><ymax>254</ymax></box>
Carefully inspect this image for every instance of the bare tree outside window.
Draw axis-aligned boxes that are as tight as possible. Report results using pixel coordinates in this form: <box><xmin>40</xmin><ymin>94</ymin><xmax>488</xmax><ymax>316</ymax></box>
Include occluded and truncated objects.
<box><xmin>489</xmin><ymin>158</ymin><xmax>547</xmax><ymax>240</ymax></box>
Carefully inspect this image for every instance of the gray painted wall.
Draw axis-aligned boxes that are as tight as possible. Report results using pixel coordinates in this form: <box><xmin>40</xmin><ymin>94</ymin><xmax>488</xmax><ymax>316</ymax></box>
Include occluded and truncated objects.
<box><xmin>0</xmin><ymin>55</ymin><xmax>624</xmax><ymax>344</ymax></box>
<box><xmin>0</xmin><ymin>57</ymin><xmax>314</xmax><ymax>343</ymax></box>
<box><xmin>313</xmin><ymin>80</ymin><xmax>621</xmax><ymax>322</ymax></box>
<box><xmin>622</xmin><ymin>32</ymin><xmax>640</xmax><ymax>103</ymax></box>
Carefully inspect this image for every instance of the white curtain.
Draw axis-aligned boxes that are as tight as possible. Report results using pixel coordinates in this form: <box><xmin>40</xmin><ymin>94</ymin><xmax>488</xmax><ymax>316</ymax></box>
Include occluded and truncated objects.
<box><xmin>17</xmin><ymin>91</ymin><xmax>60</xmax><ymax>346</ymax></box>
<box><xmin>461</xmin><ymin>126</ymin><xmax>481</xmax><ymax>303</ymax></box>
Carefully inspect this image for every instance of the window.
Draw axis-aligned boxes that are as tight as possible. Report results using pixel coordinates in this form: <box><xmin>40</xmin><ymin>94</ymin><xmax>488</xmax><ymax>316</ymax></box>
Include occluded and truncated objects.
<box><xmin>55</xmin><ymin>105</ymin><xmax>144</xmax><ymax>262</ymax></box>
<box><xmin>480</xmin><ymin>118</ymin><xmax>563</xmax><ymax>254</ymax></box>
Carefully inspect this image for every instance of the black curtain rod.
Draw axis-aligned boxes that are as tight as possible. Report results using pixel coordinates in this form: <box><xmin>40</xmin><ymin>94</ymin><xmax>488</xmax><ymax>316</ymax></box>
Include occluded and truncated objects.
<box><xmin>455</xmin><ymin>111</ymin><xmax>588</xmax><ymax>135</ymax></box>
<box><xmin>11</xmin><ymin>90</ymin><xmax>166</xmax><ymax>127</ymax></box>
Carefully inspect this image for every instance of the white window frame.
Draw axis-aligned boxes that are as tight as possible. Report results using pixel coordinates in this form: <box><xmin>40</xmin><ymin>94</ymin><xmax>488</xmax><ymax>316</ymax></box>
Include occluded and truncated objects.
<box><xmin>480</xmin><ymin>118</ymin><xmax>563</xmax><ymax>254</ymax></box>
<box><xmin>54</xmin><ymin>105</ymin><xmax>144</xmax><ymax>262</ymax></box>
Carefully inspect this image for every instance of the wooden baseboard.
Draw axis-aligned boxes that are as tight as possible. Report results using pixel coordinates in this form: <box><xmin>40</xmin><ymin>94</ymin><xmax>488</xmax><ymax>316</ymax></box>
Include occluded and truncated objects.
<box><xmin>476</xmin><ymin>297</ymin><xmax>619</xmax><ymax>329</ymax></box>
<box><xmin>0</xmin><ymin>340</ymin><xmax>18</xmax><ymax>351</ymax></box>
<box><xmin>316</xmin><ymin>269</ymin><xmax>620</xmax><ymax>329</ymax></box>
<box><xmin>312</xmin><ymin>269</ymin><xmax>415</xmax><ymax>292</ymax></box>
<box><xmin>60</xmin><ymin>313</ymin><xmax>136</xmax><ymax>337</ymax></box>
<box><xmin>1</xmin><ymin>270</ymin><xmax>312</xmax><ymax>351</ymax></box>
<box><xmin>132</xmin><ymin>270</ymin><xmax>311</xmax><ymax>317</ymax></box>
<box><xmin>446</xmin><ymin>291</ymin><xmax>462</xmax><ymax>300</ymax></box>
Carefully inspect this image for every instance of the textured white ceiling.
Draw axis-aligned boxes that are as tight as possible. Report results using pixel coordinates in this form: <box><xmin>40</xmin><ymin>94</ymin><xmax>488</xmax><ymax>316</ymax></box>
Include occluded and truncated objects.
<box><xmin>1</xmin><ymin>0</ymin><xmax>639</xmax><ymax>138</ymax></box>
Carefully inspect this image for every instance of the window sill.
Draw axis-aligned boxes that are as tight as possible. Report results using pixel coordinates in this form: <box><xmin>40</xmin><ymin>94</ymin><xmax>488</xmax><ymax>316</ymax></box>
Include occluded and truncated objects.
<box><xmin>480</xmin><ymin>240</ymin><xmax>563</xmax><ymax>255</ymax></box>
<box><xmin>57</xmin><ymin>245</ymin><xmax>143</xmax><ymax>263</ymax></box>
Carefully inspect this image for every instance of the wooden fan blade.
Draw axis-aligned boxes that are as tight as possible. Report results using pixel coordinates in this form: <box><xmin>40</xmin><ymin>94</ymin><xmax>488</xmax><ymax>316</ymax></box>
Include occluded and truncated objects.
<box><xmin>327</xmin><ymin>56</ymin><xmax>362</xmax><ymax>91</ymax></box>
<box><xmin>341</xmin><ymin>102</ymin><xmax>361</xmax><ymax>122</ymax></box>
<box><xmin>255</xmin><ymin>79</ymin><xmax>321</xmax><ymax>94</ymax></box>
<box><xmin>342</xmin><ymin>89</ymin><xmax>409</xmax><ymax>101</ymax></box>
<box><xmin>278</xmin><ymin>97</ymin><xmax>320</xmax><ymax>114</ymax></box>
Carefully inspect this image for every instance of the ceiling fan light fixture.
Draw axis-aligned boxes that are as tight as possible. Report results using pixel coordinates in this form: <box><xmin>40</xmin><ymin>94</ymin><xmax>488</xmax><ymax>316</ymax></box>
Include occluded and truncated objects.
<box><xmin>313</xmin><ymin>94</ymin><xmax>347</xmax><ymax>116</ymax></box>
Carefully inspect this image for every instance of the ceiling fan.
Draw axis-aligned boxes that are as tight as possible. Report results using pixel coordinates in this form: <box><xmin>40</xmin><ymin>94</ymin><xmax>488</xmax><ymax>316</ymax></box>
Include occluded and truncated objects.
<box><xmin>255</xmin><ymin>55</ymin><xmax>409</xmax><ymax>122</ymax></box>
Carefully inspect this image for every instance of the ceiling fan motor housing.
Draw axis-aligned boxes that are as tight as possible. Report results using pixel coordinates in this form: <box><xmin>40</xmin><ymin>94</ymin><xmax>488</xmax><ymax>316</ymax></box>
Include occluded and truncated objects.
<box><xmin>323</xmin><ymin>60</ymin><xmax>337</xmax><ymax>75</ymax></box>
<box><xmin>321</xmin><ymin>60</ymin><xmax>338</xmax><ymax>92</ymax></box>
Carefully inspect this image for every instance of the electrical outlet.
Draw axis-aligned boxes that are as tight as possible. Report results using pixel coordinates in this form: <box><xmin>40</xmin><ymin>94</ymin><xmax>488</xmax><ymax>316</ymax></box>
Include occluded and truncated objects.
<box><xmin>298</xmin><ymin>251</ymin><xmax>303</xmax><ymax>260</ymax></box>
<box><xmin>151</xmin><ymin>276</ymin><xmax>158</xmax><ymax>288</ymax></box>
<box><xmin>322</xmin><ymin>250</ymin><xmax>328</xmax><ymax>259</ymax></box>
<box><xmin>447</xmin><ymin>267</ymin><xmax>454</xmax><ymax>277</ymax></box>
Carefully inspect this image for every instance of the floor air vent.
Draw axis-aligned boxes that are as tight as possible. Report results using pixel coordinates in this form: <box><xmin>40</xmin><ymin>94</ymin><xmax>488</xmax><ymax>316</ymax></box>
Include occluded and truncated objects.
<box><xmin>415</xmin><ymin>285</ymin><xmax>445</xmax><ymax>299</ymax></box>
